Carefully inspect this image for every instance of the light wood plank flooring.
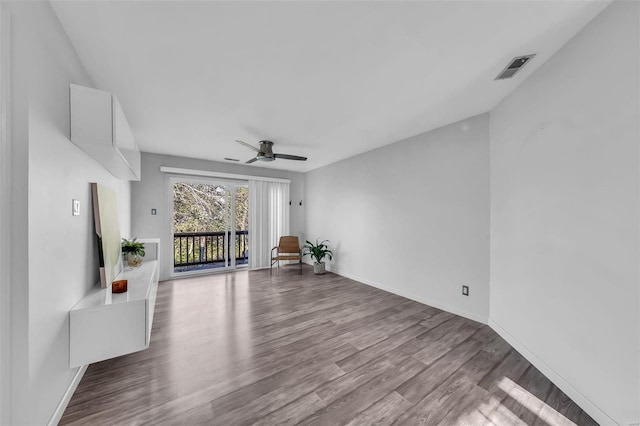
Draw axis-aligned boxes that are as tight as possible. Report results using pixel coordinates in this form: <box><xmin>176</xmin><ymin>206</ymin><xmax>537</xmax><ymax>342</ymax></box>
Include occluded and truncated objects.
<box><xmin>61</xmin><ymin>265</ymin><xmax>597</xmax><ymax>425</ymax></box>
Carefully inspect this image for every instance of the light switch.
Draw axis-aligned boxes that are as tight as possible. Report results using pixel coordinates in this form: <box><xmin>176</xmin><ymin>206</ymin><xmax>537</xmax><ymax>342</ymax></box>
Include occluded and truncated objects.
<box><xmin>72</xmin><ymin>199</ymin><xmax>80</xmax><ymax>216</ymax></box>
<box><xmin>151</xmin><ymin>209</ymin><xmax>157</xmax><ymax>215</ymax></box>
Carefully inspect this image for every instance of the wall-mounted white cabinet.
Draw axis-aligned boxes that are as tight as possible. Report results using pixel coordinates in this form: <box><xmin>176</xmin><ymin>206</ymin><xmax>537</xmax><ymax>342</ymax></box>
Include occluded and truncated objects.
<box><xmin>70</xmin><ymin>83</ymin><xmax>141</xmax><ymax>181</ymax></box>
<box><xmin>69</xmin><ymin>260</ymin><xmax>159</xmax><ymax>368</ymax></box>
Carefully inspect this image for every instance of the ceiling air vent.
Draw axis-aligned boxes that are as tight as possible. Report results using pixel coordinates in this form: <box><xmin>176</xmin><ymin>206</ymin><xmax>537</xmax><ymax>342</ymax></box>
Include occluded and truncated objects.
<box><xmin>495</xmin><ymin>54</ymin><xmax>536</xmax><ymax>80</ymax></box>
<box><xmin>224</xmin><ymin>157</ymin><xmax>240</xmax><ymax>162</ymax></box>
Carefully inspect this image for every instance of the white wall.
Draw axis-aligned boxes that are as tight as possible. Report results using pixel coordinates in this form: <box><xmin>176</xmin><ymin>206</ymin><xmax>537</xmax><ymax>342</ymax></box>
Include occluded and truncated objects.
<box><xmin>131</xmin><ymin>152</ymin><xmax>305</xmax><ymax>281</ymax></box>
<box><xmin>490</xmin><ymin>1</ymin><xmax>639</xmax><ymax>424</ymax></box>
<box><xmin>305</xmin><ymin>114</ymin><xmax>490</xmax><ymax>323</ymax></box>
<box><xmin>0</xmin><ymin>9</ymin><xmax>9</xmax><ymax>424</ymax></box>
<box><xmin>3</xmin><ymin>2</ymin><xmax>132</xmax><ymax>424</ymax></box>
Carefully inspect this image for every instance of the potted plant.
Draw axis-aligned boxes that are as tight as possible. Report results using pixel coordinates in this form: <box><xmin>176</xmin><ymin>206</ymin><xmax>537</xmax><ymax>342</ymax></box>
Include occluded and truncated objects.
<box><xmin>303</xmin><ymin>239</ymin><xmax>333</xmax><ymax>274</ymax></box>
<box><xmin>122</xmin><ymin>238</ymin><xmax>145</xmax><ymax>268</ymax></box>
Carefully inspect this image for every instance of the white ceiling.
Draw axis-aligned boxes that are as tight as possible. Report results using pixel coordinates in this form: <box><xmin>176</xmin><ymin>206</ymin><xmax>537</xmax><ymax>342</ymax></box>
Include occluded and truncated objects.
<box><xmin>51</xmin><ymin>0</ymin><xmax>610</xmax><ymax>173</ymax></box>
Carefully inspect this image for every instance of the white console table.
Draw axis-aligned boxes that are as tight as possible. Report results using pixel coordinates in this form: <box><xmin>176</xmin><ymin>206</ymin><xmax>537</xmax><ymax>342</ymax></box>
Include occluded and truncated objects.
<box><xmin>69</xmin><ymin>260</ymin><xmax>159</xmax><ymax>368</ymax></box>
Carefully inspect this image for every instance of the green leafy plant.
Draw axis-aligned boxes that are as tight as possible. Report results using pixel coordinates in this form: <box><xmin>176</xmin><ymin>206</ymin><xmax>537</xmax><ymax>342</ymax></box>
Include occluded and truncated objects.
<box><xmin>121</xmin><ymin>238</ymin><xmax>146</xmax><ymax>257</ymax></box>
<box><xmin>303</xmin><ymin>239</ymin><xmax>333</xmax><ymax>264</ymax></box>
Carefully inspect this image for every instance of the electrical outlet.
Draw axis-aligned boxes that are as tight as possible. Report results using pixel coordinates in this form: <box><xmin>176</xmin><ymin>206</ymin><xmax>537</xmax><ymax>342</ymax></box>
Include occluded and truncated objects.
<box><xmin>462</xmin><ymin>285</ymin><xmax>469</xmax><ymax>296</ymax></box>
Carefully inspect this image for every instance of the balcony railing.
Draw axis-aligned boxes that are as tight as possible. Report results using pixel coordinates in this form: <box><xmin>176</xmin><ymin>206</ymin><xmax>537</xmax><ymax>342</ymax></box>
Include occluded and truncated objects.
<box><xmin>174</xmin><ymin>230</ymin><xmax>248</xmax><ymax>267</ymax></box>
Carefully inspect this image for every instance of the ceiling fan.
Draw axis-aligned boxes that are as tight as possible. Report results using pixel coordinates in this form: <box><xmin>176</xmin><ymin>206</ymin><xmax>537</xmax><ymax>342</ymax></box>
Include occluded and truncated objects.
<box><xmin>236</xmin><ymin>140</ymin><xmax>307</xmax><ymax>164</ymax></box>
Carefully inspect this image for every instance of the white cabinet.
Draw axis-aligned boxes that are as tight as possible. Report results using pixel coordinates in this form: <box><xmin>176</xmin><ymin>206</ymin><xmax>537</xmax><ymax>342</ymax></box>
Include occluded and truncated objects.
<box><xmin>69</xmin><ymin>260</ymin><xmax>159</xmax><ymax>368</ymax></box>
<box><xmin>70</xmin><ymin>83</ymin><xmax>141</xmax><ymax>181</ymax></box>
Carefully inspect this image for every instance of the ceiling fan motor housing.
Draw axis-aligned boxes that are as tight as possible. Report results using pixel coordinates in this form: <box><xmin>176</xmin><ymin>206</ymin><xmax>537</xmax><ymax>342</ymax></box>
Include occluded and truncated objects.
<box><xmin>258</xmin><ymin>140</ymin><xmax>275</xmax><ymax>161</ymax></box>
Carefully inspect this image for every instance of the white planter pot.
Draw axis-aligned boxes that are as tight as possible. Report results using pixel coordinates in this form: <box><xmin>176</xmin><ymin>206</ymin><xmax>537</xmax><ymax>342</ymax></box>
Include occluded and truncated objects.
<box><xmin>126</xmin><ymin>253</ymin><xmax>143</xmax><ymax>268</ymax></box>
<box><xmin>313</xmin><ymin>262</ymin><xmax>326</xmax><ymax>275</ymax></box>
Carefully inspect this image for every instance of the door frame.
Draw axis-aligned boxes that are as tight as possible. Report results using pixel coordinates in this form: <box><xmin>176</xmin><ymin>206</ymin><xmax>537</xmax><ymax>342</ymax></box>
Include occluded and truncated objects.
<box><xmin>168</xmin><ymin>176</ymin><xmax>242</xmax><ymax>278</ymax></box>
<box><xmin>0</xmin><ymin>8</ymin><xmax>11</xmax><ymax>425</ymax></box>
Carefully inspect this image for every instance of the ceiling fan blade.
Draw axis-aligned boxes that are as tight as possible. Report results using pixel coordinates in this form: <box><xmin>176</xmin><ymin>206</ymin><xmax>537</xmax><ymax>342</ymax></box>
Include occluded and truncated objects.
<box><xmin>245</xmin><ymin>157</ymin><xmax>259</xmax><ymax>164</ymax></box>
<box><xmin>236</xmin><ymin>140</ymin><xmax>259</xmax><ymax>152</ymax></box>
<box><xmin>274</xmin><ymin>153</ymin><xmax>307</xmax><ymax>161</ymax></box>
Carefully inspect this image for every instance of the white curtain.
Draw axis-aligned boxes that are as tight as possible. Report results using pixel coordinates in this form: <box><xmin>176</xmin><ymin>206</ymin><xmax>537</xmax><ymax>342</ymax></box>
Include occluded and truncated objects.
<box><xmin>248</xmin><ymin>180</ymin><xmax>290</xmax><ymax>269</ymax></box>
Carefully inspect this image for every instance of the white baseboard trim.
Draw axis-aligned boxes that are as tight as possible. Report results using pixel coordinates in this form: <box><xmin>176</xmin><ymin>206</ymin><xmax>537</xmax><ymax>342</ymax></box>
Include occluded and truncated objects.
<box><xmin>488</xmin><ymin>319</ymin><xmax>617</xmax><ymax>426</ymax></box>
<box><xmin>249</xmin><ymin>266</ymin><xmax>271</xmax><ymax>271</ymax></box>
<box><xmin>326</xmin><ymin>265</ymin><xmax>488</xmax><ymax>325</ymax></box>
<box><xmin>48</xmin><ymin>365</ymin><xmax>87</xmax><ymax>426</ymax></box>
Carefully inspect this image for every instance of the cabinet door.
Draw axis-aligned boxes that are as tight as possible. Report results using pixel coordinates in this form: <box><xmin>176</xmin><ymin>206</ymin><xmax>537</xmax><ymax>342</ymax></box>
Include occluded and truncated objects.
<box><xmin>69</xmin><ymin>84</ymin><xmax>141</xmax><ymax>180</ymax></box>
<box><xmin>70</xmin><ymin>301</ymin><xmax>147</xmax><ymax>368</ymax></box>
<box><xmin>70</xmin><ymin>84</ymin><xmax>113</xmax><ymax>147</ymax></box>
<box><xmin>112</xmin><ymin>95</ymin><xmax>136</xmax><ymax>151</ymax></box>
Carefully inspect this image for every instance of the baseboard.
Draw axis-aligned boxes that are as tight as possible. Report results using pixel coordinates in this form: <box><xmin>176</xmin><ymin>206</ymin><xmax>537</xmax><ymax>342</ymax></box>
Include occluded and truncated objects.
<box><xmin>250</xmin><ymin>266</ymin><xmax>271</xmax><ymax>271</ymax></box>
<box><xmin>326</xmin><ymin>265</ymin><xmax>489</xmax><ymax>325</ymax></box>
<box><xmin>48</xmin><ymin>365</ymin><xmax>87</xmax><ymax>426</ymax></box>
<box><xmin>488</xmin><ymin>319</ymin><xmax>617</xmax><ymax>426</ymax></box>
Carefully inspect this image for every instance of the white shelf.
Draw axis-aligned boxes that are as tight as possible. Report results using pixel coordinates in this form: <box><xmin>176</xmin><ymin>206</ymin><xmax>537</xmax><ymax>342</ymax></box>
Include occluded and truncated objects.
<box><xmin>69</xmin><ymin>260</ymin><xmax>159</xmax><ymax>368</ymax></box>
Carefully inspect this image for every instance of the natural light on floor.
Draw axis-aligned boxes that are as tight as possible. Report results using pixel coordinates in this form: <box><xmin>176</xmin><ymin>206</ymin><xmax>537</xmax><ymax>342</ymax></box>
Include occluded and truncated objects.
<box><xmin>497</xmin><ymin>377</ymin><xmax>576</xmax><ymax>426</ymax></box>
<box><xmin>451</xmin><ymin>377</ymin><xmax>577</xmax><ymax>426</ymax></box>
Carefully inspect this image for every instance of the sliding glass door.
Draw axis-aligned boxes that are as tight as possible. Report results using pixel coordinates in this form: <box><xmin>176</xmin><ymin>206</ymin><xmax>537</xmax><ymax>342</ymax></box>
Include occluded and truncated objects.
<box><xmin>171</xmin><ymin>177</ymin><xmax>248</xmax><ymax>276</ymax></box>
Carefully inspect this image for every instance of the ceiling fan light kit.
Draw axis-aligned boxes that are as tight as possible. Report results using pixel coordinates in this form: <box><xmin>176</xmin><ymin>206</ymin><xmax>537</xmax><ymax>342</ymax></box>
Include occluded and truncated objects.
<box><xmin>236</xmin><ymin>139</ymin><xmax>308</xmax><ymax>164</ymax></box>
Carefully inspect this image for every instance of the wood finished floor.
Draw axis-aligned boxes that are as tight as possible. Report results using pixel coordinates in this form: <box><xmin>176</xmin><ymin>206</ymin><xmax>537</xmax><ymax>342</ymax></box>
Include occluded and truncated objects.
<box><xmin>61</xmin><ymin>265</ymin><xmax>598</xmax><ymax>426</ymax></box>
